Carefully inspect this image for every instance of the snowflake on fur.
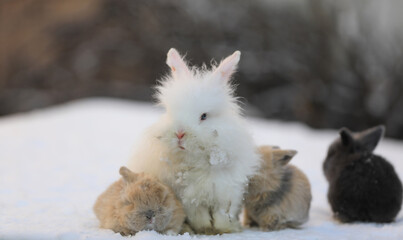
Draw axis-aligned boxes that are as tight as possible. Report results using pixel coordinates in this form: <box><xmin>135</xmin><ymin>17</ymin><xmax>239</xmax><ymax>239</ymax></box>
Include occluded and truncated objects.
<box><xmin>209</xmin><ymin>146</ymin><xmax>229</xmax><ymax>165</ymax></box>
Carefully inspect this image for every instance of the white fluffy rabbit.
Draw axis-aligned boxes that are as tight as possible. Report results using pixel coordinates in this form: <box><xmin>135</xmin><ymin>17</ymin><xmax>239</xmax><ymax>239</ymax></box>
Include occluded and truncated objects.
<box><xmin>127</xmin><ymin>48</ymin><xmax>261</xmax><ymax>234</ymax></box>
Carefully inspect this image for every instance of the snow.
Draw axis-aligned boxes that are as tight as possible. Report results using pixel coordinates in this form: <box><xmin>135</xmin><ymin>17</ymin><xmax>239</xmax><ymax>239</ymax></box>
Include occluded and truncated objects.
<box><xmin>0</xmin><ymin>98</ymin><xmax>402</xmax><ymax>240</ymax></box>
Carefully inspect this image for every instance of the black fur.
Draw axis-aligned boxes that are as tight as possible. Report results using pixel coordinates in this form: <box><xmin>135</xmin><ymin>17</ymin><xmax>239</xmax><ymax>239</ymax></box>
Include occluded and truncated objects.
<box><xmin>323</xmin><ymin>125</ymin><xmax>403</xmax><ymax>223</ymax></box>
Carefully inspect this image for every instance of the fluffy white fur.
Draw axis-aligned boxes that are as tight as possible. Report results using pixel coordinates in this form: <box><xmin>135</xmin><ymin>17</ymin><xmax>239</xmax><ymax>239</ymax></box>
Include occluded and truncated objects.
<box><xmin>127</xmin><ymin>48</ymin><xmax>261</xmax><ymax>234</ymax></box>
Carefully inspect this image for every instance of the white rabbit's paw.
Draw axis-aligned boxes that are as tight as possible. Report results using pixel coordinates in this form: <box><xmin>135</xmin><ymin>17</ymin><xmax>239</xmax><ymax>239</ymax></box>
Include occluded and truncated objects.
<box><xmin>164</xmin><ymin>229</ymin><xmax>178</xmax><ymax>235</ymax></box>
<box><xmin>212</xmin><ymin>210</ymin><xmax>241</xmax><ymax>233</ymax></box>
<box><xmin>187</xmin><ymin>207</ymin><xmax>213</xmax><ymax>234</ymax></box>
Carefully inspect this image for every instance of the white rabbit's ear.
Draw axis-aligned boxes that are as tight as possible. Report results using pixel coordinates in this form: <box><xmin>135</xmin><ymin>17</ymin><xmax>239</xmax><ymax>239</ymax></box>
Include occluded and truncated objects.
<box><xmin>213</xmin><ymin>50</ymin><xmax>241</xmax><ymax>82</ymax></box>
<box><xmin>166</xmin><ymin>48</ymin><xmax>190</xmax><ymax>78</ymax></box>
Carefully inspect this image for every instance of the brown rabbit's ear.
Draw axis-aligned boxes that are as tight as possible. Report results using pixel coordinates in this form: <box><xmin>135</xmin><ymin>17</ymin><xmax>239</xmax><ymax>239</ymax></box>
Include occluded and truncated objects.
<box><xmin>257</xmin><ymin>145</ymin><xmax>275</xmax><ymax>161</ymax></box>
<box><xmin>119</xmin><ymin>166</ymin><xmax>137</xmax><ymax>183</ymax></box>
<box><xmin>258</xmin><ymin>145</ymin><xmax>274</xmax><ymax>153</ymax></box>
<box><xmin>356</xmin><ymin>125</ymin><xmax>385</xmax><ymax>153</ymax></box>
<box><xmin>272</xmin><ymin>149</ymin><xmax>297</xmax><ymax>166</ymax></box>
<box><xmin>212</xmin><ymin>50</ymin><xmax>241</xmax><ymax>83</ymax></box>
<box><xmin>166</xmin><ymin>48</ymin><xmax>191</xmax><ymax>79</ymax></box>
<box><xmin>339</xmin><ymin>127</ymin><xmax>354</xmax><ymax>148</ymax></box>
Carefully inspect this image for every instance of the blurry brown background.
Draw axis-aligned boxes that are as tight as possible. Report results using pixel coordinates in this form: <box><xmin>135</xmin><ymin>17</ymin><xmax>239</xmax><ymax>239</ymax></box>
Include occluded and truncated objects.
<box><xmin>1</xmin><ymin>0</ymin><xmax>403</xmax><ymax>139</ymax></box>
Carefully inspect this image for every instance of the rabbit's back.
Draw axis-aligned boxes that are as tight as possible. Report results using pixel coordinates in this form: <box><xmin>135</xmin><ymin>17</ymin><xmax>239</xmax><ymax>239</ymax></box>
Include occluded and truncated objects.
<box><xmin>328</xmin><ymin>155</ymin><xmax>402</xmax><ymax>223</ymax></box>
<box><xmin>286</xmin><ymin>165</ymin><xmax>311</xmax><ymax>224</ymax></box>
<box><xmin>93</xmin><ymin>180</ymin><xmax>123</xmax><ymax>229</ymax></box>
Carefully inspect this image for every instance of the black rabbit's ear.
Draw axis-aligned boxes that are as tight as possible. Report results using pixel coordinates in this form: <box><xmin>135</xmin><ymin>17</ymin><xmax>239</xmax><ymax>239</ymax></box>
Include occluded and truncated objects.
<box><xmin>357</xmin><ymin>125</ymin><xmax>385</xmax><ymax>153</ymax></box>
<box><xmin>119</xmin><ymin>166</ymin><xmax>137</xmax><ymax>183</ymax></box>
<box><xmin>339</xmin><ymin>128</ymin><xmax>354</xmax><ymax>147</ymax></box>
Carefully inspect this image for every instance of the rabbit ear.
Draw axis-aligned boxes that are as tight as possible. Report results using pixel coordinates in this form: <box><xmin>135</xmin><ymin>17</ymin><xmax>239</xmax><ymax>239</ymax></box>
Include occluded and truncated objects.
<box><xmin>356</xmin><ymin>125</ymin><xmax>385</xmax><ymax>153</ymax></box>
<box><xmin>213</xmin><ymin>50</ymin><xmax>241</xmax><ymax>82</ymax></box>
<box><xmin>166</xmin><ymin>48</ymin><xmax>190</xmax><ymax>78</ymax></box>
<box><xmin>339</xmin><ymin>127</ymin><xmax>354</xmax><ymax>148</ymax></box>
<box><xmin>272</xmin><ymin>149</ymin><xmax>297</xmax><ymax>166</ymax></box>
<box><xmin>119</xmin><ymin>166</ymin><xmax>137</xmax><ymax>183</ymax></box>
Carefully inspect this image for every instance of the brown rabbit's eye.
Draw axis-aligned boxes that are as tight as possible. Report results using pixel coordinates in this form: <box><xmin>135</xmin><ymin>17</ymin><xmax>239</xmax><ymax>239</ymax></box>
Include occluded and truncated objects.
<box><xmin>200</xmin><ymin>113</ymin><xmax>207</xmax><ymax>121</ymax></box>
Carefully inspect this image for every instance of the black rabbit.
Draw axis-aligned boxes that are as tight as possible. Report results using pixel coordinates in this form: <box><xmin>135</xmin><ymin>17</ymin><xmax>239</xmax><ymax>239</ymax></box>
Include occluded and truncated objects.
<box><xmin>323</xmin><ymin>125</ymin><xmax>402</xmax><ymax>223</ymax></box>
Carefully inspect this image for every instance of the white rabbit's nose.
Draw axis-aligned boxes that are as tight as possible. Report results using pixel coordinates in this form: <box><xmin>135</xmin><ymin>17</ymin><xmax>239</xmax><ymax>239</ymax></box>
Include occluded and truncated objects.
<box><xmin>175</xmin><ymin>131</ymin><xmax>185</xmax><ymax>140</ymax></box>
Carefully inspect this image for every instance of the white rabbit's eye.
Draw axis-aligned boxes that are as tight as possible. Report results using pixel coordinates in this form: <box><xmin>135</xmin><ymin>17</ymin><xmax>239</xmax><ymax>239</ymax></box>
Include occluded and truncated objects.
<box><xmin>200</xmin><ymin>113</ymin><xmax>207</xmax><ymax>121</ymax></box>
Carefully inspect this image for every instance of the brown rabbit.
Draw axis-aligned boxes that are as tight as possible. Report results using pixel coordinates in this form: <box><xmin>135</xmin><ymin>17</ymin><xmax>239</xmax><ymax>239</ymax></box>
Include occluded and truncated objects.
<box><xmin>243</xmin><ymin>146</ymin><xmax>312</xmax><ymax>231</ymax></box>
<box><xmin>93</xmin><ymin>167</ymin><xmax>185</xmax><ymax>236</ymax></box>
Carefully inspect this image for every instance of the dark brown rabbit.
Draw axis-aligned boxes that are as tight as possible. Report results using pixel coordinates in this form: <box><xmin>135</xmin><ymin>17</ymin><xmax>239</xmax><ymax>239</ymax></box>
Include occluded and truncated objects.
<box><xmin>323</xmin><ymin>125</ymin><xmax>402</xmax><ymax>223</ymax></box>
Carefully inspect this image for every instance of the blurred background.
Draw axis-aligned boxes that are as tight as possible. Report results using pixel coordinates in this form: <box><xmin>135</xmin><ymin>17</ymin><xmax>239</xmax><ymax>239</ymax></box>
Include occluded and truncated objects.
<box><xmin>1</xmin><ymin>0</ymin><xmax>403</xmax><ymax>139</ymax></box>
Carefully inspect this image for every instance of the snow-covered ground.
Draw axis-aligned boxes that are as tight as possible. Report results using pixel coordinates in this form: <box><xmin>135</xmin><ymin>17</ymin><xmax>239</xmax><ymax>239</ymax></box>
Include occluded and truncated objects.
<box><xmin>0</xmin><ymin>98</ymin><xmax>402</xmax><ymax>240</ymax></box>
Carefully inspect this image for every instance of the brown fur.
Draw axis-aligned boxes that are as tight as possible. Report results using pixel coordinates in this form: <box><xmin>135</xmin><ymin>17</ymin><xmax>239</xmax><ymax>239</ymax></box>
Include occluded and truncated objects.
<box><xmin>243</xmin><ymin>146</ymin><xmax>312</xmax><ymax>231</ymax></box>
<box><xmin>93</xmin><ymin>167</ymin><xmax>185</xmax><ymax>236</ymax></box>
